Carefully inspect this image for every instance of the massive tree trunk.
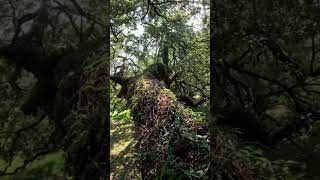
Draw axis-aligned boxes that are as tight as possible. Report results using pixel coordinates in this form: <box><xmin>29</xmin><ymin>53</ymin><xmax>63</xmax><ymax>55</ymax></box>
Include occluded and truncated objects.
<box><xmin>113</xmin><ymin>63</ymin><xmax>208</xmax><ymax>179</ymax></box>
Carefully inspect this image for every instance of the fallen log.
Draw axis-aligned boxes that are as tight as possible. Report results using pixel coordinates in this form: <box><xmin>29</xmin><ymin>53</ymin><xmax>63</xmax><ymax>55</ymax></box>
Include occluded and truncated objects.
<box><xmin>112</xmin><ymin>63</ymin><xmax>208</xmax><ymax>179</ymax></box>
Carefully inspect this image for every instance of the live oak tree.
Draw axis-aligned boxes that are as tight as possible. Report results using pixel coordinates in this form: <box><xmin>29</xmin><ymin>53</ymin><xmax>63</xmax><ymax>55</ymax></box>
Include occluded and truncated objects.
<box><xmin>112</xmin><ymin>0</ymin><xmax>299</xmax><ymax>179</ymax></box>
<box><xmin>111</xmin><ymin>0</ymin><xmax>210</xmax><ymax>178</ymax></box>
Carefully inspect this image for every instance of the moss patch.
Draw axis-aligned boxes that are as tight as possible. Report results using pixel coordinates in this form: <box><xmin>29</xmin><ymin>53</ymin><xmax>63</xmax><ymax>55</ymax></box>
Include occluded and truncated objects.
<box><xmin>160</xmin><ymin>88</ymin><xmax>177</xmax><ymax>101</ymax></box>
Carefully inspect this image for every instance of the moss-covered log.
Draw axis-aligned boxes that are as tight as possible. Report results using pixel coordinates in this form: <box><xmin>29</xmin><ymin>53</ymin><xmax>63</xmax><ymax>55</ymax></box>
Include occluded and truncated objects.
<box><xmin>113</xmin><ymin>63</ymin><xmax>208</xmax><ymax>179</ymax></box>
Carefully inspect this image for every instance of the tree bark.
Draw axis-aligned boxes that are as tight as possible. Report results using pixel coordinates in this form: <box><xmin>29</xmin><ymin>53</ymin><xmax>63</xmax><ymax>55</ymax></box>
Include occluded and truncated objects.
<box><xmin>113</xmin><ymin>63</ymin><xmax>208</xmax><ymax>179</ymax></box>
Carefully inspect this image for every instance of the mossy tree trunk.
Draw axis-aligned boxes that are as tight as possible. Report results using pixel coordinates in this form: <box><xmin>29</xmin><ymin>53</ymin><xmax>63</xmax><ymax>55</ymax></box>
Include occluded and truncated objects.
<box><xmin>112</xmin><ymin>63</ymin><xmax>208</xmax><ymax>179</ymax></box>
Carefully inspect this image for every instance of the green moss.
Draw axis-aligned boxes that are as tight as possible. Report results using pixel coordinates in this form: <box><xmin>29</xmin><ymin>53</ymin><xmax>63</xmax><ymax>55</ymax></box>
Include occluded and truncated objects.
<box><xmin>160</xmin><ymin>88</ymin><xmax>177</xmax><ymax>101</ymax></box>
<box><xmin>184</xmin><ymin>108</ymin><xmax>206</xmax><ymax>122</ymax></box>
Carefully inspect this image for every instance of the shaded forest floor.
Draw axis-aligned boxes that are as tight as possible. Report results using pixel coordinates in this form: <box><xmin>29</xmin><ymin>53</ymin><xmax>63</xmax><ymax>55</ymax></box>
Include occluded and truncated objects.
<box><xmin>271</xmin><ymin>123</ymin><xmax>320</xmax><ymax>180</ymax></box>
<box><xmin>111</xmin><ymin>116</ymin><xmax>140</xmax><ymax>179</ymax></box>
<box><xmin>0</xmin><ymin>151</ymin><xmax>65</xmax><ymax>180</ymax></box>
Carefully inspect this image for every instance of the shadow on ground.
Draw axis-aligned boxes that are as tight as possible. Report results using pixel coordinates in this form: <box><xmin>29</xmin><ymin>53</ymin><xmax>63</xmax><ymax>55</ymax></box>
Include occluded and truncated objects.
<box><xmin>111</xmin><ymin>118</ymin><xmax>140</xmax><ymax>179</ymax></box>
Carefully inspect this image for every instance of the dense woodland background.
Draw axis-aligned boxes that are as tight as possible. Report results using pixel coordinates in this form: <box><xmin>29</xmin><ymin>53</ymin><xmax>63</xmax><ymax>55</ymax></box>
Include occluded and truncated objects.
<box><xmin>209</xmin><ymin>0</ymin><xmax>320</xmax><ymax>180</ymax></box>
<box><xmin>1</xmin><ymin>0</ymin><xmax>320</xmax><ymax>179</ymax></box>
<box><xmin>0</xmin><ymin>0</ymin><xmax>109</xmax><ymax>179</ymax></box>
